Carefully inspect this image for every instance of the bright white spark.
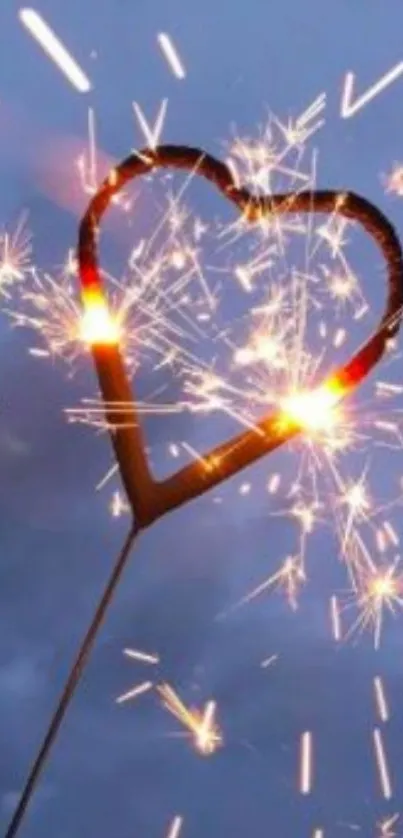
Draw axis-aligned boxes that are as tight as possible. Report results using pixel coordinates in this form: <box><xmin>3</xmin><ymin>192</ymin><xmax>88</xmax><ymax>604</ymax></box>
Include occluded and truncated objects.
<box><xmin>19</xmin><ymin>8</ymin><xmax>92</xmax><ymax>93</ymax></box>
<box><xmin>373</xmin><ymin>676</ymin><xmax>389</xmax><ymax>723</ymax></box>
<box><xmin>330</xmin><ymin>595</ymin><xmax>342</xmax><ymax>641</ymax></box>
<box><xmin>376</xmin><ymin>814</ymin><xmax>400</xmax><ymax>838</ymax></box>
<box><xmin>373</xmin><ymin>727</ymin><xmax>393</xmax><ymax>799</ymax></box>
<box><xmin>115</xmin><ymin>680</ymin><xmax>153</xmax><ymax>704</ymax></box>
<box><xmin>157</xmin><ymin>33</ymin><xmax>186</xmax><ymax>79</ymax></box>
<box><xmin>300</xmin><ymin>731</ymin><xmax>313</xmax><ymax>794</ymax></box>
<box><xmin>341</xmin><ymin>62</ymin><xmax>403</xmax><ymax>118</ymax></box>
<box><xmin>166</xmin><ymin>816</ymin><xmax>183</xmax><ymax>838</ymax></box>
<box><xmin>260</xmin><ymin>654</ymin><xmax>278</xmax><ymax>669</ymax></box>
<box><xmin>123</xmin><ymin>648</ymin><xmax>159</xmax><ymax>665</ymax></box>
<box><xmin>133</xmin><ymin>99</ymin><xmax>168</xmax><ymax>149</ymax></box>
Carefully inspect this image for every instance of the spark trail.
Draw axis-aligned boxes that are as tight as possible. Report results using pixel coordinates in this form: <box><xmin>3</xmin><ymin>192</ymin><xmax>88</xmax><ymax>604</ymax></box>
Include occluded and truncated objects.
<box><xmin>19</xmin><ymin>7</ymin><xmax>91</xmax><ymax>92</ymax></box>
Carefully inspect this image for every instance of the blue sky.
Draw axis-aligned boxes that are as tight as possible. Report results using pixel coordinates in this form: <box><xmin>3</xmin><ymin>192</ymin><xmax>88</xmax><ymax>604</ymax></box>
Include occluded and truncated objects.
<box><xmin>1</xmin><ymin>1</ymin><xmax>403</xmax><ymax>836</ymax></box>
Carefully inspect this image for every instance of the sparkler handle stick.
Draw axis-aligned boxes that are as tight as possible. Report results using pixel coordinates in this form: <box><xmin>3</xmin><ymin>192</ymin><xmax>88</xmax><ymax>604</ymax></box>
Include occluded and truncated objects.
<box><xmin>4</xmin><ymin>521</ymin><xmax>140</xmax><ymax>838</ymax></box>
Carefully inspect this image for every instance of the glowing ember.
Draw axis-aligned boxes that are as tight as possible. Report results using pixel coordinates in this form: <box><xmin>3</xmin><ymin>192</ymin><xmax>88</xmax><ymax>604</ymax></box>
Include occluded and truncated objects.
<box><xmin>80</xmin><ymin>293</ymin><xmax>121</xmax><ymax>346</ymax></box>
<box><xmin>280</xmin><ymin>381</ymin><xmax>343</xmax><ymax>432</ymax></box>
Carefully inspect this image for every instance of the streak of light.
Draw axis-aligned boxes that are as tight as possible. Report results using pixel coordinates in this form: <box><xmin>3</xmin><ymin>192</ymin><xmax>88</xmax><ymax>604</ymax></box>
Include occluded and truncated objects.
<box><xmin>351</xmin><ymin>562</ymin><xmax>403</xmax><ymax>649</ymax></box>
<box><xmin>373</xmin><ymin>676</ymin><xmax>389</xmax><ymax>722</ymax></box>
<box><xmin>330</xmin><ymin>595</ymin><xmax>342</xmax><ymax>641</ymax></box>
<box><xmin>115</xmin><ymin>680</ymin><xmax>154</xmax><ymax>704</ymax></box>
<box><xmin>385</xmin><ymin>163</ymin><xmax>403</xmax><ymax>197</ymax></box>
<box><xmin>181</xmin><ymin>441</ymin><xmax>220</xmax><ymax>473</ymax></box>
<box><xmin>274</xmin><ymin>91</ymin><xmax>326</xmax><ymax>146</ymax></box>
<box><xmin>373</xmin><ymin>727</ymin><xmax>393</xmax><ymax>799</ymax></box>
<box><xmin>261</xmin><ymin>654</ymin><xmax>278</xmax><ymax>669</ymax></box>
<box><xmin>300</xmin><ymin>731</ymin><xmax>313</xmax><ymax>795</ymax></box>
<box><xmin>123</xmin><ymin>648</ymin><xmax>160</xmax><ymax>665</ymax></box>
<box><xmin>312</xmin><ymin>831</ymin><xmax>324</xmax><ymax>838</ymax></box>
<box><xmin>0</xmin><ymin>213</ymin><xmax>32</xmax><ymax>294</ymax></box>
<box><xmin>157</xmin><ymin>33</ymin><xmax>186</xmax><ymax>79</ymax></box>
<box><xmin>133</xmin><ymin>99</ymin><xmax>168</xmax><ymax>149</ymax></box>
<box><xmin>157</xmin><ymin>684</ymin><xmax>222</xmax><ymax>755</ymax></box>
<box><xmin>109</xmin><ymin>490</ymin><xmax>130</xmax><ymax>518</ymax></box>
<box><xmin>19</xmin><ymin>8</ymin><xmax>91</xmax><ymax>93</ymax></box>
<box><xmin>28</xmin><ymin>347</ymin><xmax>48</xmax><ymax>358</ymax></box>
<box><xmin>166</xmin><ymin>816</ymin><xmax>183</xmax><ymax>838</ymax></box>
<box><xmin>96</xmin><ymin>464</ymin><xmax>119</xmax><ymax>492</ymax></box>
<box><xmin>384</xmin><ymin>521</ymin><xmax>399</xmax><ymax>548</ymax></box>
<box><xmin>340</xmin><ymin>62</ymin><xmax>403</xmax><ymax>118</ymax></box>
<box><xmin>226</xmin><ymin>555</ymin><xmax>306</xmax><ymax>616</ymax></box>
<box><xmin>267</xmin><ymin>473</ymin><xmax>281</xmax><ymax>494</ymax></box>
<box><xmin>377</xmin><ymin>814</ymin><xmax>400</xmax><ymax>837</ymax></box>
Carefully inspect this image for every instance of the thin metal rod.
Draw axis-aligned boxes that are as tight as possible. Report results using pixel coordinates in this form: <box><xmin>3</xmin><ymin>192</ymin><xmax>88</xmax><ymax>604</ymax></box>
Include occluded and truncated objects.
<box><xmin>5</xmin><ymin>521</ymin><xmax>140</xmax><ymax>838</ymax></box>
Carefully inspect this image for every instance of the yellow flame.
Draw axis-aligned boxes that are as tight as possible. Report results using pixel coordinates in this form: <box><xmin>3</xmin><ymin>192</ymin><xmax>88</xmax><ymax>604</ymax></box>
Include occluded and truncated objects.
<box><xmin>80</xmin><ymin>290</ymin><xmax>120</xmax><ymax>345</ymax></box>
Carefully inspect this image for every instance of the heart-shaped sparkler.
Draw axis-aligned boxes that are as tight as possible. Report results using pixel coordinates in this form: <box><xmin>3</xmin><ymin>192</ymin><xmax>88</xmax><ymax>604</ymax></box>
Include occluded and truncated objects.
<box><xmin>7</xmin><ymin>146</ymin><xmax>403</xmax><ymax>838</ymax></box>
<box><xmin>78</xmin><ymin>145</ymin><xmax>403</xmax><ymax>528</ymax></box>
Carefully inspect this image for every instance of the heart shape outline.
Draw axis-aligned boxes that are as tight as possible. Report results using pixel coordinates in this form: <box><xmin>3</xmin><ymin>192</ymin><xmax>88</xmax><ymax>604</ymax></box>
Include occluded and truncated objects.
<box><xmin>78</xmin><ymin>145</ymin><xmax>403</xmax><ymax>528</ymax></box>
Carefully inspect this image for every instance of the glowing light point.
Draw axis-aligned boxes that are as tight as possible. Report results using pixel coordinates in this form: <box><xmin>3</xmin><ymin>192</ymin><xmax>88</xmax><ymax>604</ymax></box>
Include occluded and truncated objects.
<box><xmin>280</xmin><ymin>380</ymin><xmax>343</xmax><ymax>433</ymax></box>
<box><xmin>80</xmin><ymin>291</ymin><xmax>120</xmax><ymax>346</ymax></box>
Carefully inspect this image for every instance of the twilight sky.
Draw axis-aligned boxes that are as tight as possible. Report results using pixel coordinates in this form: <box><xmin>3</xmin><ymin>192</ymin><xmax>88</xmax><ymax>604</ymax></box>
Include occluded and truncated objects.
<box><xmin>1</xmin><ymin>1</ymin><xmax>403</xmax><ymax>836</ymax></box>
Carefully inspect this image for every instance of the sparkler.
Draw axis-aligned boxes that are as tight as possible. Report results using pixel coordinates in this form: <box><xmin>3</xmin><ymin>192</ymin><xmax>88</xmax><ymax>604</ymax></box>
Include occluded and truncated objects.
<box><xmin>4</xmin><ymin>121</ymin><xmax>403</xmax><ymax>838</ymax></box>
<box><xmin>77</xmin><ymin>144</ymin><xmax>403</xmax><ymax>528</ymax></box>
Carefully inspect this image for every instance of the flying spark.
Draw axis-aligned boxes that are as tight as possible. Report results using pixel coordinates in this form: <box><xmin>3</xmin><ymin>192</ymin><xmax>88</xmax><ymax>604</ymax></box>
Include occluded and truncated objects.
<box><xmin>157</xmin><ymin>684</ymin><xmax>222</xmax><ymax>756</ymax></box>
<box><xmin>115</xmin><ymin>680</ymin><xmax>154</xmax><ymax>705</ymax></box>
<box><xmin>19</xmin><ymin>7</ymin><xmax>91</xmax><ymax>93</ymax></box>
<box><xmin>166</xmin><ymin>815</ymin><xmax>183</xmax><ymax>838</ymax></box>
<box><xmin>123</xmin><ymin>648</ymin><xmax>160</xmax><ymax>665</ymax></box>
<box><xmin>373</xmin><ymin>676</ymin><xmax>389</xmax><ymax>723</ymax></box>
<box><xmin>299</xmin><ymin>731</ymin><xmax>313</xmax><ymax>795</ymax></box>
<box><xmin>373</xmin><ymin>727</ymin><xmax>393</xmax><ymax>799</ymax></box>
<box><xmin>340</xmin><ymin>62</ymin><xmax>403</xmax><ymax>118</ymax></box>
<box><xmin>157</xmin><ymin>33</ymin><xmax>186</xmax><ymax>79</ymax></box>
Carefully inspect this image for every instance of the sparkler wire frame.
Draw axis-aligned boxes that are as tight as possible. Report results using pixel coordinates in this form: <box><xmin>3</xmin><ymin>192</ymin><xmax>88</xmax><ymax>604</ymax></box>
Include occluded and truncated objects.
<box><xmin>6</xmin><ymin>145</ymin><xmax>403</xmax><ymax>838</ymax></box>
<box><xmin>78</xmin><ymin>145</ymin><xmax>403</xmax><ymax>527</ymax></box>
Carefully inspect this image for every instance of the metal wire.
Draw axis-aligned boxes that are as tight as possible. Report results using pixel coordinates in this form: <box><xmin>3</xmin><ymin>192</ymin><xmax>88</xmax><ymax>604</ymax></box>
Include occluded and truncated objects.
<box><xmin>5</xmin><ymin>521</ymin><xmax>140</xmax><ymax>838</ymax></box>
